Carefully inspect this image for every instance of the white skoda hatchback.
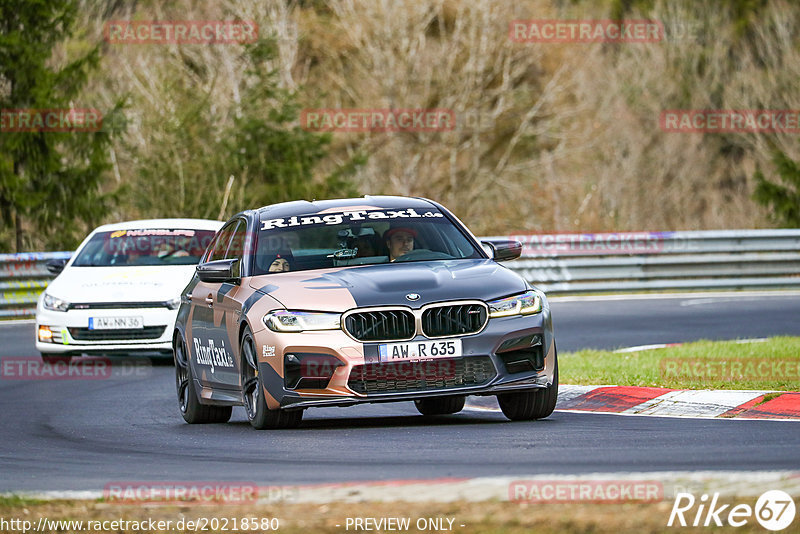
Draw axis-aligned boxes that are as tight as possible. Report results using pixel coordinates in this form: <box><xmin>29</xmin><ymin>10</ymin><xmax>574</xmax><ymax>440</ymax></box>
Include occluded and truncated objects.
<box><xmin>35</xmin><ymin>219</ymin><xmax>222</xmax><ymax>362</ymax></box>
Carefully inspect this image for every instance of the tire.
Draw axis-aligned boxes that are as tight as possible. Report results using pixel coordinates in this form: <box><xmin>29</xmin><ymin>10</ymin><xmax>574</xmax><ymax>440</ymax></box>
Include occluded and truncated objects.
<box><xmin>174</xmin><ymin>335</ymin><xmax>231</xmax><ymax>424</ymax></box>
<box><xmin>40</xmin><ymin>354</ymin><xmax>71</xmax><ymax>364</ymax></box>
<box><xmin>241</xmin><ymin>327</ymin><xmax>303</xmax><ymax>430</ymax></box>
<box><xmin>497</xmin><ymin>348</ymin><xmax>559</xmax><ymax>421</ymax></box>
<box><xmin>149</xmin><ymin>352</ymin><xmax>174</xmax><ymax>366</ymax></box>
<box><xmin>414</xmin><ymin>395</ymin><xmax>466</xmax><ymax>416</ymax></box>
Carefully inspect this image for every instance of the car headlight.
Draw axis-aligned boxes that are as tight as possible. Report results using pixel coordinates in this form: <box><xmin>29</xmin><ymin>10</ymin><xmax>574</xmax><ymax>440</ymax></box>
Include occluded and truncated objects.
<box><xmin>165</xmin><ymin>297</ymin><xmax>182</xmax><ymax>310</ymax></box>
<box><xmin>42</xmin><ymin>292</ymin><xmax>70</xmax><ymax>312</ymax></box>
<box><xmin>487</xmin><ymin>290</ymin><xmax>542</xmax><ymax>318</ymax></box>
<box><xmin>264</xmin><ymin>310</ymin><xmax>341</xmax><ymax>332</ymax></box>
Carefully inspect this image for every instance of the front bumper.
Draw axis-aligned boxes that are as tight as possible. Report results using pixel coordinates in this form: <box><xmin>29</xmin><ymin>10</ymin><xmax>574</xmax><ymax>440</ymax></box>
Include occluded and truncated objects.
<box><xmin>35</xmin><ymin>305</ymin><xmax>177</xmax><ymax>355</ymax></box>
<box><xmin>253</xmin><ymin>309</ymin><xmax>556</xmax><ymax>410</ymax></box>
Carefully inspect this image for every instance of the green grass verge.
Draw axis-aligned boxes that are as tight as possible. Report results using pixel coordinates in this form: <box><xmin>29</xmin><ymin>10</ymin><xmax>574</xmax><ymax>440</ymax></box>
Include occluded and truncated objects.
<box><xmin>0</xmin><ymin>495</ymin><xmax>45</xmax><ymax>507</ymax></box>
<box><xmin>560</xmin><ymin>336</ymin><xmax>800</xmax><ymax>390</ymax></box>
<box><xmin>0</xmin><ymin>499</ymin><xmax>774</xmax><ymax>534</ymax></box>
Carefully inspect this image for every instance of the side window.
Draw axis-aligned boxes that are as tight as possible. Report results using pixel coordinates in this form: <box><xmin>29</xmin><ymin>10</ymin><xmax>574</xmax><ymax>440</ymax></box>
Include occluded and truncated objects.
<box><xmin>208</xmin><ymin>223</ymin><xmax>236</xmax><ymax>262</ymax></box>
<box><xmin>201</xmin><ymin>236</ymin><xmax>217</xmax><ymax>262</ymax></box>
<box><xmin>225</xmin><ymin>220</ymin><xmax>247</xmax><ymax>260</ymax></box>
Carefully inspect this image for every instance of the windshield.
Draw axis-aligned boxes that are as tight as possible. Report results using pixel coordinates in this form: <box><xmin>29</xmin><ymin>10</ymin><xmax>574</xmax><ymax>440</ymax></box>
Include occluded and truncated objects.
<box><xmin>72</xmin><ymin>229</ymin><xmax>217</xmax><ymax>267</ymax></box>
<box><xmin>254</xmin><ymin>207</ymin><xmax>483</xmax><ymax>275</ymax></box>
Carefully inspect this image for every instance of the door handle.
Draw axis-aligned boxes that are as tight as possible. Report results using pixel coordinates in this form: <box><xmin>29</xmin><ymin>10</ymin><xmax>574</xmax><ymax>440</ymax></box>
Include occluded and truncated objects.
<box><xmin>205</xmin><ymin>294</ymin><xmax>214</xmax><ymax>307</ymax></box>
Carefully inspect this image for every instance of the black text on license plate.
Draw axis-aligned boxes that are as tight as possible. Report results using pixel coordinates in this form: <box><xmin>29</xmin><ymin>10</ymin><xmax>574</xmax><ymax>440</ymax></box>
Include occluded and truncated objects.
<box><xmin>89</xmin><ymin>316</ymin><xmax>143</xmax><ymax>330</ymax></box>
<box><xmin>378</xmin><ymin>339</ymin><xmax>462</xmax><ymax>362</ymax></box>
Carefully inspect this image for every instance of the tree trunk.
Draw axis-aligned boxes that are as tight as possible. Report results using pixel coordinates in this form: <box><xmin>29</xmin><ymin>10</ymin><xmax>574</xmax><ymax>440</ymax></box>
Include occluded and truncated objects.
<box><xmin>15</xmin><ymin>211</ymin><xmax>22</xmax><ymax>253</ymax></box>
<box><xmin>12</xmin><ymin>160</ymin><xmax>22</xmax><ymax>252</ymax></box>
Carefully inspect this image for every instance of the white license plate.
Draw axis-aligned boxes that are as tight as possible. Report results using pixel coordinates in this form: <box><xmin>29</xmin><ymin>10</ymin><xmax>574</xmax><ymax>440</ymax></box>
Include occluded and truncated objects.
<box><xmin>88</xmin><ymin>316</ymin><xmax>144</xmax><ymax>330</ymax></box>
<box><xmin>379</xmin><ymin>339</ymin><xmax>462</xmax><ymax>362</ymax></box>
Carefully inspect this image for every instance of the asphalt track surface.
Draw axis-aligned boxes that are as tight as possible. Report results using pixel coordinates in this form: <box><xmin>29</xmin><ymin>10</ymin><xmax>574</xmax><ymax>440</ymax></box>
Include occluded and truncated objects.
<box><xmin>1</xmin><ymin>293</ymin><xmax>799</xmax><ymax>492</ymax></box>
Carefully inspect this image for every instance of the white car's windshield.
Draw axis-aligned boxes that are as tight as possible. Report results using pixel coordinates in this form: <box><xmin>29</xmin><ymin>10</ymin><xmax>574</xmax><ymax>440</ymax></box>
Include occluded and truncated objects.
<box><xmin>72</xmin><ymin>229</ymin><xmax>217</xmax><ymax>267</ymax></box>
<box><xmin>254</xmin><ymin>207</ymin><xmax>483</xmax><ymax>275</ymax></box>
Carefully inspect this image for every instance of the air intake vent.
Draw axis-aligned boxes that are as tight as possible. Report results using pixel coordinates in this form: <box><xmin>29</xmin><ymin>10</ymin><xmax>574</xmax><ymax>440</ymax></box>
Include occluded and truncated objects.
<box><xmin>348</xmin><ymin>356</ymin><xmax>496</xmax><ymax>394</ymax></box>
<box><xmin>421</xmin><ymin>303</ymin><xmax>487</xmax><ymax>338</ymax></box>
<box><xmin>68</xmin><ymin>302</ymin><xmax>169</xmax><ymax>310</ymax></box>
<box><xmin>68</xmin><ymin>326</ymin><xmax>166</xmax><ymax>341</ymax></box>
<box><xmin>344</xmin><ymin>309</ymin><xmax>415</xmax><ymax>342</ymax></box>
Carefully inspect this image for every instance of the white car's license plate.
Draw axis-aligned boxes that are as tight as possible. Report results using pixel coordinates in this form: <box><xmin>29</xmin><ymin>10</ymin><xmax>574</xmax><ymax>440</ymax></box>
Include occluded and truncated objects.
<box><xmin>378</xmin><ymin>339</ymin><xmax>462</xmax><ymax>362</ymax></box>
<box><xmin>88</xmin><ymin>316</ymin><xmax>144</xmax><ymax>330</ymax></box>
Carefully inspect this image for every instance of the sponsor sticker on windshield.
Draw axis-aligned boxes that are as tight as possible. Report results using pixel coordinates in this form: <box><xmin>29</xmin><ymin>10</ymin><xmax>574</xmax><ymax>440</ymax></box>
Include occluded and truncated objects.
<box><xmin>90</xmin><ymin>229</ymin><xmax>216</xmax><ymax>260</ymax></box>
<box><xmin>260</xmin><ymin>208</ymin><xmax>443</xmax><ymax>231</ymax></box>
<box><xmin>109</xmin><ymin>229</ymin><xmax>197</xmax><ymax>238</ymax></box>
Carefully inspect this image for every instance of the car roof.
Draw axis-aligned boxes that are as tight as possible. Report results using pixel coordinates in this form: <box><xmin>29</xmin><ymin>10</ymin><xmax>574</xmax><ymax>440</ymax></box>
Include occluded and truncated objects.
<box><xmin>91</xmin><ymin>218</ymin><xmax>224</xmax><ymax>232</ymax></box>
<box><xmin>254</xmin><ymin>195</ymin><xmax>437</xmax><ymax>219</ymax></box>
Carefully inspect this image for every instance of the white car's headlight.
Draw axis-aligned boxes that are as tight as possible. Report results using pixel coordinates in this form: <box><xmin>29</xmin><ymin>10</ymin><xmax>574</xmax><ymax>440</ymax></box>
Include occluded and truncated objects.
<box><xmin>264</xmin><ymin>310</ymin><xmax>341</xmax><ymax>332</ymax></box>
<box><xmin>165</xmin><ymin>297</ymin><xmax>182</xmax><ymax>310</ymax></box>
<box><xmin>487</xmin><ymin>290</ymin><xmax>542</xmax><ymax>318</ymax></box>
<box><xmin>42</xmin><ymin>292</ymin><xmax>70</xmax><ymax>312</ymax></box>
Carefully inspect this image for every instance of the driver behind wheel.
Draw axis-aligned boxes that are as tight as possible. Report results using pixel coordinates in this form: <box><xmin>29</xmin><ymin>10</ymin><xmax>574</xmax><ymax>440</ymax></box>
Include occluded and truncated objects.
<box><xmin>383</xmin><ymin>226</ymin><xmax>417</xmax><ymax>261</ymax></box>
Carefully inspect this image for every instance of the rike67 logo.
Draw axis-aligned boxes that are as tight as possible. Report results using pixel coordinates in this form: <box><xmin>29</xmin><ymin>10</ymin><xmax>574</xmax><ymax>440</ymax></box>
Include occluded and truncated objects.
<box><xmin>668</xmin><ymin>490</ymin><xmax>796</xmax><ymax>531</ymax></box>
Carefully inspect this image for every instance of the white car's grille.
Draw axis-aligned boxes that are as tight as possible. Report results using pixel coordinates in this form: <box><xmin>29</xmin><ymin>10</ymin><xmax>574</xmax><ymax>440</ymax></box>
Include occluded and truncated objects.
<box><xmin>68</xmin><ymin>302</ymin><xmax>169</xmax><ymax>310</ymax></box>
<box><xmin>67</xmin><ymin>326</ymin><xmax>166</xmax><ymax>341</ymax></box>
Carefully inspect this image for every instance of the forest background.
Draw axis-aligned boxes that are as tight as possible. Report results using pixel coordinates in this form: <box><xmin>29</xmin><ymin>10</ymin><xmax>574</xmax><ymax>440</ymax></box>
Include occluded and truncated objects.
<box><xmin>1</xmin><ymin>0</ymin><xmax>798</xmax><ymax>251</ymax></box>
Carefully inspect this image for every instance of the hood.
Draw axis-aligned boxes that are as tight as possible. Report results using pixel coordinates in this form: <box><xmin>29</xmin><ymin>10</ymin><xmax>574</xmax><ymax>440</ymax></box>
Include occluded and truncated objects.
<box><xmin>249</xmin><ymin>259</ymin><xmax>527</xmax><ymax>311</ymax></box>
<box><xmin>44</xmin><ymin>265</ymin><xmax>196</xmax><ymax>304</ymax></box>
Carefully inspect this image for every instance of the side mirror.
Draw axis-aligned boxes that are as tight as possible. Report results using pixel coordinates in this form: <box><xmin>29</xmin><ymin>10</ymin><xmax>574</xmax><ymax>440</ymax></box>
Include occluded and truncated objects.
<box><xmin>46</xmin><ymin>258</ymin><xmax>68</xmax><ymax>275</ymax></box>
<box><xmin>481</xmin><ymin>240</ymin><xmax>523</xmax><ymax>262</ymax></box>
<box><xmin>196</xmin><ymin>258</ymin><xmax>240</xmax><ymax>283</ymax></box>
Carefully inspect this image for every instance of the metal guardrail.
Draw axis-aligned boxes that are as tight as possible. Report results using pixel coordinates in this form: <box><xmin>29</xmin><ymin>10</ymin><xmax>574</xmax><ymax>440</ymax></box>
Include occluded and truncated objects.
<box><xmin>488</xmin><ymin>229</ymin><xmax>800</xmax><ymax>294</ymax></box>
<box><xmin>0</xmin><ymin>252</ymin><xmax>71</xmax><ymax>318</ymax></box>
<box><xmin>1</xmin><ymin>229</ymin><xmax>799</xmax><ymax>318</ymax></box>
